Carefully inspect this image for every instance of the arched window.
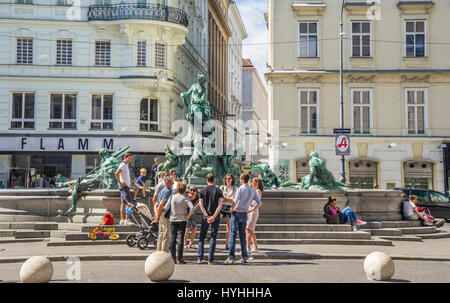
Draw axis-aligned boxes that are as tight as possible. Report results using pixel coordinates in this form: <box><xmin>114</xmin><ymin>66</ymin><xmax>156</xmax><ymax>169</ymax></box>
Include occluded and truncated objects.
<box><xmin>140</xmin><ymin>98</ymin><xmax>158</xmax><ymax>131</ymax></box>
<box><xmin>349</xmin><ymin>160</ymin><xmax>378</xmax><ymax>189</ymax></box>
<box><xmin>403</xmin><ymin>160</ymin><xmax>433</xmax><ymax>189</ymax></box>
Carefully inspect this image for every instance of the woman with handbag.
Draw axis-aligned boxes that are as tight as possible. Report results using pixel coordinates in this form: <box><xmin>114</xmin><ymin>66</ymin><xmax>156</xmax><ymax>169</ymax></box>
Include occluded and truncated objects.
<box><xmin>323</xmin><ymin>197</ymin><xmax>366</xmax><ymax>231</ymax></box>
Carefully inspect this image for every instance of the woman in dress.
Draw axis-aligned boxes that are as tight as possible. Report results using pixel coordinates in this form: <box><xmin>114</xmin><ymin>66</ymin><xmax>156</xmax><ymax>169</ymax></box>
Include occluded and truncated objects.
<box><xmin>219</xmin><ymin>174</ymin><xmax>238</xmax><ymax>250</ymax></box>
<box><xmin>246</xmin><ymin>177</ymin><xmax>263</xmax><ymax>253</ymax></box>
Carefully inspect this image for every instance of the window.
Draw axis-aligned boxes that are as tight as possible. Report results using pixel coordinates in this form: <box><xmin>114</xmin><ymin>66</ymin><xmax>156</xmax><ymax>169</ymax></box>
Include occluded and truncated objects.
<box><xmin>140</xmin><ymin>98</ymin><xmax>158</xmax><ymax>131</ymax></box>
<box><xmin>155</xmin><ymin>42</ymin><xmax>166</xmax><ymax>68</ymax></box>
<box><xmin>96</xmin><ymin>0</ymin><xmax>110</xmax><ymax>5</ymax></box>
<box><xmin>49</xmin><ymin>94</ymin><xmax>77</xmax><ymax>129</ymax></box>
<box><xmin>137</xmin><ymin>0</ymin><xmax>146</xmax><ymax>8</ymax></box>
<box><xmin>95</xmin><ymin>41</ymin><xmax>111</xmax><ymax>66</ymax></box>
<box><xmin>56</xmin><ymin>0</ymin><xmax>72</xmax><ymax>5</ymax></box>
<box><xmin>349</xmin><ymin>160</ymin><xmax>377</xmax><ymax>189</ymax></box>
<box><xmin>16</xmin><ymin>38</ymin><xmax>33</xmax><ymax>64</ymax></box>
<box><xmin>56</xmin><ymin>39</ymin><xmax>72</xmax><ymax>65</ymax></box>
<box><xmin>137</xmin><ymin>40</ymin><xmax>147</xmax><ymax>67</ymax></box>
<box><xmin>430</xmin><ymin>191</ymin><xmax>449</xmax><ymax>204</ymax></box>
<box><xmin>405</xmin><ymin>20</ymin><xmax>426</xmax><ymax>57</ymax></box>
<box><xmin>298</xmin><ymin>89</ymin><xmax>318</xmax><ymax>134</ymax></box>
<box><xmin>404</xmin><ymin>161</ymin><xmax>433</xmax><ymax>190</ymax></box>
<box><xmin>352</xmin><ymin>89</ymin><xmax>372</xmax><ymax>134</ymax></box>
<box><xmin>406</xmin><ymin>89</ymin><xmax>427</xmax><ymax>135</ymax></box>
<box><xmin>16</xmin><ymin>0</ymin><xmax>32</xmax><ymax>4</ymax></box>
<box><xmin>91</xmin><ymin>94</ymin><xmax>113</xmax><ymax>130</ymax></box>
<box><xmin>11</xmin><ymin>93</ymin><xmax>35</xmax><ymax>129</ymax></box>
<box><xmin>351</xmin><ymin>21</ymin><xmax>371</xmax><ymax>57</ymax></box>
<box><xmin>298</xmin><ymin>21</ymin><xmax>318</xmax><ymax>58</ymax></box>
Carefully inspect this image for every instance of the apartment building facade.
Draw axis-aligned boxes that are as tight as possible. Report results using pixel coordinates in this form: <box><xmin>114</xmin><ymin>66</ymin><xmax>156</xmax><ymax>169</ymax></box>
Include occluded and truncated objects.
<box><xmin>266</xmin><ymin>0</ymin><xmax>450</xmax><ymax>193</ymax></box>
<box><xmin>0</xmin><ymin>0</ymin><xmax>208</xmax><ymax>188</ymax></box>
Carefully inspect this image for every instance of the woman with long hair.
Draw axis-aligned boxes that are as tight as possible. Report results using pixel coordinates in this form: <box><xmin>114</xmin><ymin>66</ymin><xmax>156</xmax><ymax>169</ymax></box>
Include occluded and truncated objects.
<box><xmin>246</xmin><ymin>177</ymin><xmax>263</xmax><ymax>253</ymax></box>
<box><xmin>219</xmin><ymin>174</ymin><xmax>238</xmax><ymax>250</ymax></box>
<box><xmin>184</xmin><ymin>185</ymin><xmax>200</xmax><ymax>250</ymax></box>
<box><xmin>323</xmin><ymin>196</ymin><xmax>366</xmax><ymax>231</ymax></box>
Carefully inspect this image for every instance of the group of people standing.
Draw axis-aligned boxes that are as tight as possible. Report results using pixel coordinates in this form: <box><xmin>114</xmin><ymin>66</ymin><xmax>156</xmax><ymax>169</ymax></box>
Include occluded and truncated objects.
<box><xmin>150</xmin><ymin>170</ymin><xmax>264</xmax><ymax>265</ymax></box>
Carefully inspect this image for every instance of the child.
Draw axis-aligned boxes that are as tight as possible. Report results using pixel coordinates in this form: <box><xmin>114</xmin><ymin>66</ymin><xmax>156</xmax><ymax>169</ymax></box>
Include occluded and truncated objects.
<box><xmin>134</xmin><ymin>168</ymin><xmax>147</xmax><ymax>201</ymax></box>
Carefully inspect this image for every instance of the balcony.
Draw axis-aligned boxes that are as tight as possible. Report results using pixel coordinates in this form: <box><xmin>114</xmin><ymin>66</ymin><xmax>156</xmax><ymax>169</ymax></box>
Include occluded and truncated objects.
<box><xmin>87</xmin><ymin>3</ymin><xmax>189</xmax><ymax>27</ymax></box>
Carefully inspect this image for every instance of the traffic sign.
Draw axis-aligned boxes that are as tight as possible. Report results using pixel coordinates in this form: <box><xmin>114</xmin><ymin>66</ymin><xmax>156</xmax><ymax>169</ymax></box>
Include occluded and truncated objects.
<box><xmin>152</xmin><ymin>163</ymin><xmax>158</xmax><ymax>173</ymax></box>
<box><xmin>333</xmin><ymin>128</ymin><xmax>351</xmax><ymax>134</ymax></box>
<box><xmin>335</xmin><ymin>134</ymin><xmax>350</xmax><ymax>156</ymax></box>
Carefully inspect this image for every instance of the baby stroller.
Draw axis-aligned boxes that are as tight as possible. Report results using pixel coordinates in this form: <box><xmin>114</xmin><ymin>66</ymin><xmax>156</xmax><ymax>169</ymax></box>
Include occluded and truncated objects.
<box><xmin>125</xmin><ymin>202</ymin><xmax>158</xmax><ymax>250</ymax></box>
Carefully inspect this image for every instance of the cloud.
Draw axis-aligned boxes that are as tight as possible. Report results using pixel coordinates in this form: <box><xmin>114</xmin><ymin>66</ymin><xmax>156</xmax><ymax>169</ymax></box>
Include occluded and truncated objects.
<box><xmin>234</xmin><ymin>0</ymin><xmax>268</xmax><ymax>89</ymax></box>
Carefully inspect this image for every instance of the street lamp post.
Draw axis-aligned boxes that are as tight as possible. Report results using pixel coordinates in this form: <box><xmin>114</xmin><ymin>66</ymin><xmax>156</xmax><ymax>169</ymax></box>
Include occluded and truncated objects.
<box><xmin>339</xmin><ymin>0</ymin><xmax>346</xmax><ymax>183</ymax></box>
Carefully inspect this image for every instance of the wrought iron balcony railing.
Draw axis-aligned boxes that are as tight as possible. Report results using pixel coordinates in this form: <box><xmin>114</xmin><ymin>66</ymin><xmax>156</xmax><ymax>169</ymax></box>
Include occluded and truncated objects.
<box><xmin>87</xmin><ymin>3</ymin><xmax>189</xmax><ymax>27</ymax></box>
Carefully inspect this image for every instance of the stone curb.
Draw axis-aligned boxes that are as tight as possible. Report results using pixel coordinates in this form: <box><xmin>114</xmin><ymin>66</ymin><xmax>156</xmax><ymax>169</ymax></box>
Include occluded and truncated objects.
<box><xmin>1</xmin><ymin>253</ymin><xmax>450</xmax><ymax>264</ymax></box>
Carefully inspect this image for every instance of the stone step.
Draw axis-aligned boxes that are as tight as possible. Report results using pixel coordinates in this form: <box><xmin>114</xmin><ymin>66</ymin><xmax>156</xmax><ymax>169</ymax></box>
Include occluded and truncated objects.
<box><xmin>65</xmin><ymin>230</ymin><xmax>372</xmax><ymax>241</ymax></box>
<box><xmin>11</xmin><ymin>223</ymin><xmax>36</xmax><ymax>230</ymax></box>
<box><xmin>297</xmin><ymin>239</ymin><xmax>393</xmax><ymax>246</ymax></box>
<box><xmin>398</xmin><ymin>226</ymin><xmax>437</xmax><ymax>235</ymax></box>
<box><xmin>380</xmin><ymin>221</ymin><xmax>421</xmax><ymax>228</ymax></box>
<box><xmin>415</xmin><ymin>230</ymin><xmax>450</xmax><ymax>240</ymax></box>
<box><xmin>365</xmin><ymin>229</ymin><xmax>402</xmax><ymax>236</ymax></box>
<box><xmin>14</xmin><ymin>230</ymin><xmax>51</xmax><ymax>239</ymax></box>
<box><xmin>34</xmin><ymin>223</ymin><xmax>59</xmax><ymax>230</ymax></box>
<box><xmin>377</xmin><ymin>235</ymin><xmax>423</xmax><ymax>242</ymax></box>
<box><xmin>48</xmin><ymin>237</ymin><xmax>392</xmax><ymax>247</ymax></box>
<box><xmin>360</xmin><ymin>222</ymin><xmax>383</xmax><ymax>229</ymax></box>
<box><xmin>247</xmin><ymin>224</ymin><xmax>352</xmax><ymax>232</ymax></box>
<box><xmin>81</xmin><ymin>225</ymin><xmax>141</xmax><ymax>233</ymax></box>
<box><xmin>0</xmin><ymin>237</ymin><xmax>48</xmax><ymax>244</ymax></box>
<box><xmin>79</xmin><ymin>224</ymin><xmax>354</xmax><ymax>233</ymax></box>
<box><xmin>0</xmin><ymin>230</ymin><xmax>16</xmax><ymax>237</ymax></box>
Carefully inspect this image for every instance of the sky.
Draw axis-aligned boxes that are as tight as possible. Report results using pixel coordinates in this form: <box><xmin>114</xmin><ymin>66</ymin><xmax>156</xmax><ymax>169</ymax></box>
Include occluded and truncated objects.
<box><xmin>234</xmin><ymin>0</ymin><xmax>268</xmax><ymax>90</ymax></box>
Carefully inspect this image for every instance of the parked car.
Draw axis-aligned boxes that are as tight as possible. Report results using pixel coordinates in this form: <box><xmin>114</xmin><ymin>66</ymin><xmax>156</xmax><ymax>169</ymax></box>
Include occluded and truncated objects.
<box><xmin>396</xmin><ymin>188</ymin><xmax>450</xmax><ymax>222</ymax></box>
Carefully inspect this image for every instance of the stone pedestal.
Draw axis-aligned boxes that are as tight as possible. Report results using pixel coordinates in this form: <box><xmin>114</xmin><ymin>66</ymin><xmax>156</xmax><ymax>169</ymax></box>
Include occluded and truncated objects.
<box><xmin>0</xmin><ymin>189</ymin><xmax>403</xmax><ymax>224</ymax></box>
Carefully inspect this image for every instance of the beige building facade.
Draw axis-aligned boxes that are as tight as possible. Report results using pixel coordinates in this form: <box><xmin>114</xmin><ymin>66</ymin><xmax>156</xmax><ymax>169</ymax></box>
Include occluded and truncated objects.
<box><xmin>266</xmin><ymin>0</ymin><xmax>450</xmax><ymax>192</ymax></box>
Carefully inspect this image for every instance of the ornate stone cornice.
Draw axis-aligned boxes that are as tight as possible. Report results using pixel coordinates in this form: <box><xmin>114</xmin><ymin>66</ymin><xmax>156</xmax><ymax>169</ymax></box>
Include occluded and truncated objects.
<box><xmin>401</xmin><ymin>74</ymin><xmax>431</xmax><ymax>83</ymax></box>
<box><xmin>295</xmin><ymin>75</ymin><xmax>322</xmax><ymax>83</ymax></box>
<box><xmin>348</xmin><ymin>74</ymin><xmax>375</xmax><ymax>83</ymax></box>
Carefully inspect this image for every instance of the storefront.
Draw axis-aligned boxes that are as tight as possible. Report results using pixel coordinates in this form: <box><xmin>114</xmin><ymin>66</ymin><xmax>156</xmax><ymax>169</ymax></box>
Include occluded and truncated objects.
<box><xmin>0</xmin><ymin>135</ymin><xmax>170</xmax><ymax>189</ymax></box>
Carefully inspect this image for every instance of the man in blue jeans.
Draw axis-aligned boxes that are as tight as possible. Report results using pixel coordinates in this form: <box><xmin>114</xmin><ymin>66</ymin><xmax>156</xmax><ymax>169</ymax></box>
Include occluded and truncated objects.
<box><xmin>224</xmin><ymin>173</ymin><xmax>262</xmax><ymax>264</ymax></box>
<box><xmin>197</xmin><ymin>173</ymin><xmax>233</xmax><ymax>265</ymax></box>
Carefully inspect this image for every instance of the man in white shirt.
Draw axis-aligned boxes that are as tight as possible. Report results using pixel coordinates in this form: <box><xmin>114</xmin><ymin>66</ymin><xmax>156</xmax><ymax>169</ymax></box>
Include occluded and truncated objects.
<box><xmin>115</xmin><ymin>152</ymin><xmax>133</xmax><ymax>225</ymax></box>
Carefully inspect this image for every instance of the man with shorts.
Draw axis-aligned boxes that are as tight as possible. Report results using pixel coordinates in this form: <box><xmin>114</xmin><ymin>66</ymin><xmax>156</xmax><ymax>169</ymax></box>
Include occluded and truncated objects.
<box><xmin>115</xmin><ymin>152</ymin><xmax>134</xmax><ymax>225</ymax></box>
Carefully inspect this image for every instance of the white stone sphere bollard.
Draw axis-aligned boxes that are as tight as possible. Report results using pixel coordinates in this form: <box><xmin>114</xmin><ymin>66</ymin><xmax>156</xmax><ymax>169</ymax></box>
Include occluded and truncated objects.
<box><xmin>364</xmin><ymin>251</ymin><xmax>395</xmax><ymax>281</ymax></box>
<box><xmin>144</xmin><ymin>251</ymin><xmax>175</xmax><ymax>282</ymax></box>
<box><xmin>20</xmin><ymin>256</ymin><xmax>54</xmax><ymax>283</ymax></box>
